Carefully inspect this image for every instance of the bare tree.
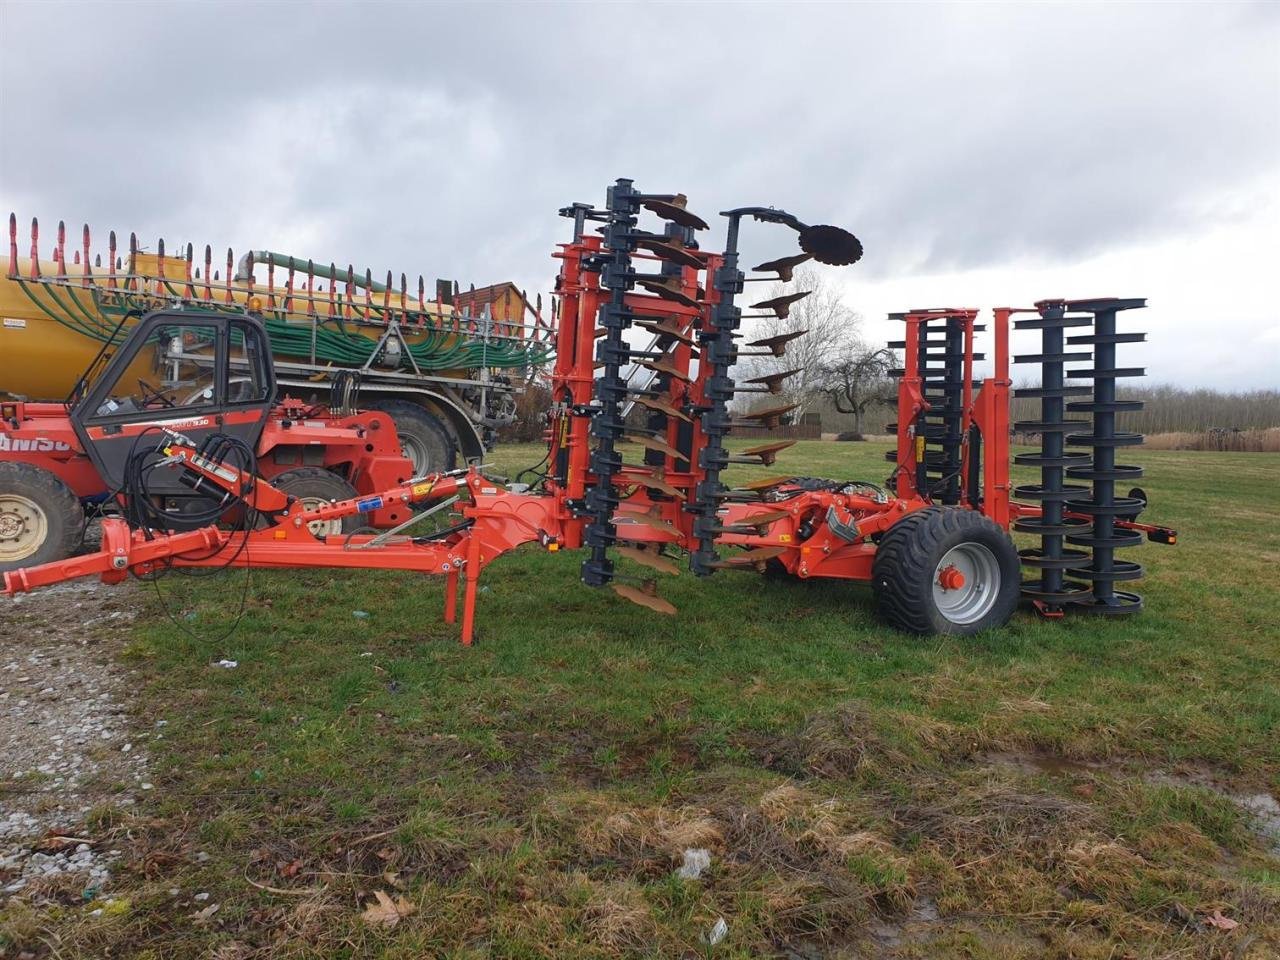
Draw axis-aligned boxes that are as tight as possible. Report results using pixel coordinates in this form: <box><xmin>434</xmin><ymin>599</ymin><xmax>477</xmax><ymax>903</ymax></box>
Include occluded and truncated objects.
<box><xmin>734</xmin><ymin>266</ymin><xmax>860</xmax><ymax>419</ymax></box>
<box><xmin>818</xmin><ymin>339</ymin><xmax>898</xmax><ymax>437</ymax></box>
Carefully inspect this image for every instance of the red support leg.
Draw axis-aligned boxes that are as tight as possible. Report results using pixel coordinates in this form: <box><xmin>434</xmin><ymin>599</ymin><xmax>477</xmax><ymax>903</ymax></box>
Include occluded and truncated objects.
<box><xmin>459</xmin><ymin>534</ymin><xmax>482</xmax><ymax>646</ymax></box>
<box><xmin>444</xmin><ymin>567</ymin><xmax>458</xmax><ymax>624</ymax></box>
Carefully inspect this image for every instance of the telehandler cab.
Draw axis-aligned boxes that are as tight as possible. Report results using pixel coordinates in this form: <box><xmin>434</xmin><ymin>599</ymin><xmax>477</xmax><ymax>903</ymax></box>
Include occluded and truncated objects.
<box><xmin>0</xmin><ymin>309</ymin><xmax>417</xmax><ymax>571</ymax></box>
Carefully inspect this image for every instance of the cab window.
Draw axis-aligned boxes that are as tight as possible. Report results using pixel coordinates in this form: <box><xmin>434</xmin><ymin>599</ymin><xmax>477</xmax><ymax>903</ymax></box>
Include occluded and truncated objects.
<box><xmin>92</xmin><ymin>322</ymin><xmax>220</xmax><ymax>417</ymax></box>
<box><xmin>227</xmin><ymin>321</ymin><xmax>272</xmax><ymax>404</ymax></box>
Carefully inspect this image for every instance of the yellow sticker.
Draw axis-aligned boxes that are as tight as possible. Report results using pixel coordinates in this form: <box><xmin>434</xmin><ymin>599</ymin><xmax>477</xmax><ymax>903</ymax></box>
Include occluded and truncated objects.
<box><xmin>779</xmin><ymin>534</ymin><xmax>792</xmax><ymax>542</ymax></box>
<box><xmin>411</xmin><ymin>481</ymin><xmax>435</xmax><ymax>498</ymax></box>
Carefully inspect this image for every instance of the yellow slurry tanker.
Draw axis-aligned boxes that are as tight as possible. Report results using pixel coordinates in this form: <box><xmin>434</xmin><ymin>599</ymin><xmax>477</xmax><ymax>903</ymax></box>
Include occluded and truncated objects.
<box><xmin>1</xmin><ymin>216</ymin><xmax>553</xmax><ymax>471</ymax></box>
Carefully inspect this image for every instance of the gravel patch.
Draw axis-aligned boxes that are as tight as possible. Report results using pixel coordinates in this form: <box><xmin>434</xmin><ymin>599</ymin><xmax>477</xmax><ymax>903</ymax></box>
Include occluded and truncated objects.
<box><xmin>0</xmin><ymin>576</ymin><xmax>148</xmax><ymax>901</ymax></box>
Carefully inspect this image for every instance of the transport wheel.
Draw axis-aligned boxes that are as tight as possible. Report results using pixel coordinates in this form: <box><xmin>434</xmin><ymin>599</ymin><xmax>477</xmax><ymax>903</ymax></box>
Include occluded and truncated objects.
<box><xmin>872</xmin><ymin>507</ymin><xmax>1020</xmax><ymax>635</ymax></box>
<box><xmin>367</xmin><ymin>400</ymin><xmax>457</xmax><ymax>476</ymax></box>
<box><xmin>0</xmin><ymin>463</ymin><xmax>84</xmax><ymax>573</ymax></box>
<box><xmin>270</xmin><ymin>468</ymin><xmax>361</xmax><ymax>537</ymax></box>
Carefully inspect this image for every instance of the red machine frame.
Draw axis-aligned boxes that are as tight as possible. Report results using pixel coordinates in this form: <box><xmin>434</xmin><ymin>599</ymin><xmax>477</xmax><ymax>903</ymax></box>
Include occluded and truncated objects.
<box><xmin>3</xmin><ymin>207</ymin><xmax>1175</xmax><ymax>642</ymax></box>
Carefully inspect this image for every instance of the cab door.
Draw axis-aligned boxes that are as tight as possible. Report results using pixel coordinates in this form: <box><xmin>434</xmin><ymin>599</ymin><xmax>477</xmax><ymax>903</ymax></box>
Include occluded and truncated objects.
<box><xmin>69</xmin><ymin>311</ymin><xmax>275</xmax><ymax>502</ymax></box>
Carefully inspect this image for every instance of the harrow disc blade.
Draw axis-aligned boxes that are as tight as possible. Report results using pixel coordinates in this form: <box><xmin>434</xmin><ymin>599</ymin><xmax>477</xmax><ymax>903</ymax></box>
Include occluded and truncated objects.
<box><xmin>743</xmin><ymin>368</ymin><xmax>802</xmax><ymax>393</ymax></box>
<box><xmin>636</xmin><ymin>237</ymin><xmax>704</xmax><ymax>268</ymax></box>
<box><xmin>752</xmin><ymin>252</ymin><xmax>811</xmax><ymax>281</ymax></box>
<box><xmin>615</xmin><ymin>509</ymin><xmax>681</xmax><ymax>538</ymax></box>
<box><xmin>798</xmin><ymin>224</ymin><xmax>863</xmax><ymax>266</ymax></box>
<box><xmin>737</xmin><ymin>439</ymin><xmax>796</xmax><ymax>466</ymax></box>
<box><xmin>633</xmin><ymin>395</ymin><xmax>693</xmax><ymax>423</ymax></box>
<box><xmin>736</xmin><ymin>508</ymin><xmax>791</xmax><ymax>530</ymax></box>
<box><xmin>616</xmin><ymin>545</ymin><xmax>682</xmax><ymax>576</ymax></box>
<box><xmin>628</xmin><ymin>472</ymin><xmax>686</xmax><ymax>499</ymax></box>
<box><xmin>709</xmin><ymin>545</ymin><xmax>789</xmax><ymax>568</ymax></box>
<box><xmin>611</xmin><ymin>582</ymin><xmax>677</xmax><ymax>615</ymax></box>
<box><xmin>622</xmin><ymin>433</ymin><xmax>686</xmax><ymax>461</ymax></box>
<box><xmin>736</xmin><ymin>401</ymin><xmax>799</xmax><ymax>428</ymax></box>
<box><xmin>750</xmin><ymin>290</ymin><xmax>811</xmax><ymax>318</ymax></box>
<box><xmin>746</xmin><ymin>329</ymin><xmax>808</xmax><ymax>357</ymax></box>
<box><xmin>637</xmin><ymin>355</ymin><xmax>693</xmax><ymax>382</ymax></box>
<box><xmin>641</xmin><ymin>196</ymin><xmax>709</xmax><ymax>230</ymax></box>
<box><xmin>635</xmin><ymin>316</ymin><xmax>699</xmax><ymax>348</ymax></box>
<box><xmin>637</xmin><ymin>277</ymin><xmax>700</xmax><ymax>308</ymax></box>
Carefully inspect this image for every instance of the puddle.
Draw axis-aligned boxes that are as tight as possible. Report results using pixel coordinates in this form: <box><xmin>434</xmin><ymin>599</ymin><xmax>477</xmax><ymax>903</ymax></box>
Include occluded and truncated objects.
<box><xmin>868</xmin><ymin>896</ymin><xmax>940</xmax><ymax>948</ymax></box>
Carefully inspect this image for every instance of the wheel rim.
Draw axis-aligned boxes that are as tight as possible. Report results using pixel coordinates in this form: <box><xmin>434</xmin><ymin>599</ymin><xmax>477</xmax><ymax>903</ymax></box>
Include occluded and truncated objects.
<box><xmin>398</xmin><ymin>433</ymin><xmax>431</xmax><ymax>475</ymax></box>
<box><xmin>932</xmin><ymin>542</ymin><xmax>1000</xmax><ymax>625</ymax></box>
<box><xmin>296</xmin><ymin>496</ymin><xmax>345</xmax><ymax>537</ymax></box>
<box><xmin>0</xmin><ymin>493</ymin><xmax>49</xmax><ymax>563</ymax></box>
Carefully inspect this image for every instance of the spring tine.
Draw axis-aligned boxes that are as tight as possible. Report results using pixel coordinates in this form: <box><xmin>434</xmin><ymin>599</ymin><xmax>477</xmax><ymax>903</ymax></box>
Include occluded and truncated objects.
<box><xmin>306</xmin><ymin>259</ymin><xmax>316</xmax><ymax>314</ymax></box>
<box><xmin>329</xmin><ymin>262</ymin><xmax>338</xmax><ymax>317</ymax></box>
<box><xmin>95</xmin><ymin>254</ymin><xmax>101</xmax><ymax>268</ymax></box>
<box><xmin>225</xmin><ymin>248</ymin><xmax>234</xmax><ymax>303</ymax></box>
<box><xmin>28</xmin><ymin>218</ymin><xmax>38</xmax><ymax>278</ymax></box>
<box><xmin>346</xmin><ymin>266</ymin><xmax>356</xmax><ymax>319</ymax></box>
<box><xmin>55</xmin><ymin>220</ymin><xmax>66</xmax><ymax>276</ymax></box>
<box><xmin>81</xmin><ymin>224</ymin><xmax>91</xmax><ymax>285</ymax></box>
<box><xmin>156</xmin><ymin>238</ymin><xmax>166</xmax><ymax>285</ymax></box>
<box><xmin>128</xmin><ymin>233</ymin><xmax>139</xmax><ymax>290</ymax></box>
<box><xmin>244</xmin><ymin>250</ymin><xmax>254</xmax><ymax>304</ymax></box>
<box><xmin>364</xmin><ymin>269</ymin><xmax>373</xmax><ymax>320</ymax></box>
<box><xmin>184</xmin><ymin>242</ymin><xmax>195</xmax><ymax>297</ymax></box>
<box><xmin>108</xmin><ymin>231</ymin><xmax>117</xmax><ymax>288</ymax></box>
<box><xmin>73</xmin><ymin>249</ymin><xmax>80</xmax><ymax>265</ymax></box>
<box><xmin>417</xmin><ymin>275</ymin><xmax>426</xmax><ymax>323</ymax></box>
<box><xmin>400</xmin><ymin>272</ymin><xmax>408</xmax><ymax>322</ymax></box>
<box><xmin>5</xmin><ymin>214</ymin><xmax>15</xmax><ymax>279</ymax></box>
<box><xmin>382</xmin><ymin>270</ymin><xmax>392</xmax><ymax>318</ymax></box>
<box><xmin>267</xmin><ymin>255</ymin><xmax>276</xmax><ymax>308</ymax></box>
<box><xmin>283</xmin><ymin>255</ymin><xmax>292</xmax><ymax>310</ymax></box>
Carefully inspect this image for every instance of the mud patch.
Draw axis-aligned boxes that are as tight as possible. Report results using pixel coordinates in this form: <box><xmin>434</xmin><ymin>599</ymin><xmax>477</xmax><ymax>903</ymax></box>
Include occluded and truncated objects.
<box><xmin>980</xmin><ymin>750</ymin><xmax>1280</xmax><ymax>854</ymax></box>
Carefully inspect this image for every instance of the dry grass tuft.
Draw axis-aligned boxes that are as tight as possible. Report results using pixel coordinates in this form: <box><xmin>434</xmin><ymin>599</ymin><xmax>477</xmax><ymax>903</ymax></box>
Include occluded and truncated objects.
<box><xmin>1063</xmin><ymin>838</ymin><xmax>1149</xmax><ymax>900</ymax></box>
<box><xmin>786</xmin><ymin>701</ymin><xmax>957</xmax><ymax>779</ymax></box>
<box><xmin>570</xmin><ymin>793</ymin><xmax>724</xmax><ymax>864</ymax></box>
<box><xmin>582</xmin><ymin>880</ymin><xmax>654</xmax><ymax>950</ymax></box>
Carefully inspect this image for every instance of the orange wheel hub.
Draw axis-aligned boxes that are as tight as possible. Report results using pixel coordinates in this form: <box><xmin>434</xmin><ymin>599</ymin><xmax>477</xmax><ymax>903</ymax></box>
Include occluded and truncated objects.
<box><xmin>938</xmin><ymin>565</ymin><xmax>966</xmax><ymax>591</ymax></box>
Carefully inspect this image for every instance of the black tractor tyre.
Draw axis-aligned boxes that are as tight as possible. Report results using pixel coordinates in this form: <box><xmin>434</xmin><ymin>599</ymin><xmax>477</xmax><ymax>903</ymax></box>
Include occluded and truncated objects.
<box><xmin>0</xmin><ymin>462</ymin><xmax>85</xmax><ymax>573</ymax></box>
<box><xmin>367</xmin><ymin>400</ymin><xmax>457</xmax><ymax>476</ymax></box>
<box><xmin>872</xmin><ymin>507</ymin><xmax>1020</xmax><ymax>636</ymax></box>
<box><xmin>269</xmin><ymin>468</ymin><xmax>362</xmax><ymax>537</ymax></box>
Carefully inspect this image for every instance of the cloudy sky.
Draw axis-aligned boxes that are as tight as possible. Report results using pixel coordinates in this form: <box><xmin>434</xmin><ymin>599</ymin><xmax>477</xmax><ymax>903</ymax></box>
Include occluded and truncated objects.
<box><xmin>2</xmin><ymin>1</ymin><xmax>1277</xmax><ymax>388</ymax></box>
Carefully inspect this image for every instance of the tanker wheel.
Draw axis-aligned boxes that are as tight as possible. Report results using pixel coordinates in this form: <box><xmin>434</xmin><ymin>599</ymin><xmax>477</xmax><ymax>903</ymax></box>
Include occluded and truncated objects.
<box><xmin>269</xmin><ymin>468</ymin><xmax>361</xmax><ymax>538</ymax></box>
<box><xmin>872</xmin><ymin>506</ymin><xmax>1019</xmax><ymax>635</ymax></box>
<box><xmin>367</xmin><ymin>400</ymin><xmax>457</xmax><ymax>476</ymax></box>
<box><xmin>0</xmin><ymin>463</ymin><xmax>84</xmax><ymax>573</ymax></box>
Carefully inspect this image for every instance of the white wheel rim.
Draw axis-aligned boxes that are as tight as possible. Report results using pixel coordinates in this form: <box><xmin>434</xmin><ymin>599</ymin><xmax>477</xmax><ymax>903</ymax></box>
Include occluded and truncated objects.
<box><xmin>932</xmin><ymin>542</ymin><xmax>1000</xmax><ymax>625</ymax></box>
<box><xmin>0</xmin><ymin>493</ymin><xmax>49</xmax><ymax>563</ymax></box>
<box><xmin>296</xmin><ymin>496</ymin><xmax>345</xmax><ymax>537</ymax></box>
<box><xmin>398</xmin><ymin>433</ymin><xmax>431</xmax><ymax>475</ymax></box>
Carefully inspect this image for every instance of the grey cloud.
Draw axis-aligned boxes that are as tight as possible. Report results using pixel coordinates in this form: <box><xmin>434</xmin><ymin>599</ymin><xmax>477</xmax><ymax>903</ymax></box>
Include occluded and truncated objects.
<box><xmin>2</xmin><ymin>1</ymin><xmax>1276</xmax><ymax>308</ymax></box>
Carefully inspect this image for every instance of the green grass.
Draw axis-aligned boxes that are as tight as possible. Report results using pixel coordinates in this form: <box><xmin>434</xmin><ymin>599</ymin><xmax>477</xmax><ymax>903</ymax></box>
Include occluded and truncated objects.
<box><xmin>3</xmin><ymin>441</ymin><xmax>1278</xmax><ymax>958</ymax></box>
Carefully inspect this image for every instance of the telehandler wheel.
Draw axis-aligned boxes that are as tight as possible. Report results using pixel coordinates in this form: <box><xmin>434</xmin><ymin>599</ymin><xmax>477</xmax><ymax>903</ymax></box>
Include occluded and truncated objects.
<box><xmin>367</xmin><ymin>400</ymin><xmax>457</xmax><ymax>476</ymax></box>
<box><xmin>0</xmin><ymin>463</ymin><xmax>84</xmax><ymax>573</ymax></box>
<box><xmin>270</xmin><ymin>468</ymin><xmax>362</xmax><ymax>538</ymax></box>
<box><xmin>872</xmin><ymin>507</ymin><xmax>1020</xmax><ymax>636</ymax></box>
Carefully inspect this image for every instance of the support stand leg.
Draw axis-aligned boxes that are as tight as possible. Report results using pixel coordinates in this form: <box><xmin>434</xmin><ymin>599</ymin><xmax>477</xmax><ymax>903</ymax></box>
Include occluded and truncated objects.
<box><xmin>444</xmin><ymin>568</ymin><xmax>458</xmax><ymax>624</ymax></box>
<box><xmin>460</xmin><ymin>536</ymin><xmax>482</xmax><ymax>646</ymax></box>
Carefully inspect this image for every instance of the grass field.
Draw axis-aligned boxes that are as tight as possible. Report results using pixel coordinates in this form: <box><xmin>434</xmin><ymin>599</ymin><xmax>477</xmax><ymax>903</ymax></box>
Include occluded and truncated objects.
<box><xmin>2</xmin><ymin>440</ymin><xmax>1278</xmax><ymax>958</ymax></box>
